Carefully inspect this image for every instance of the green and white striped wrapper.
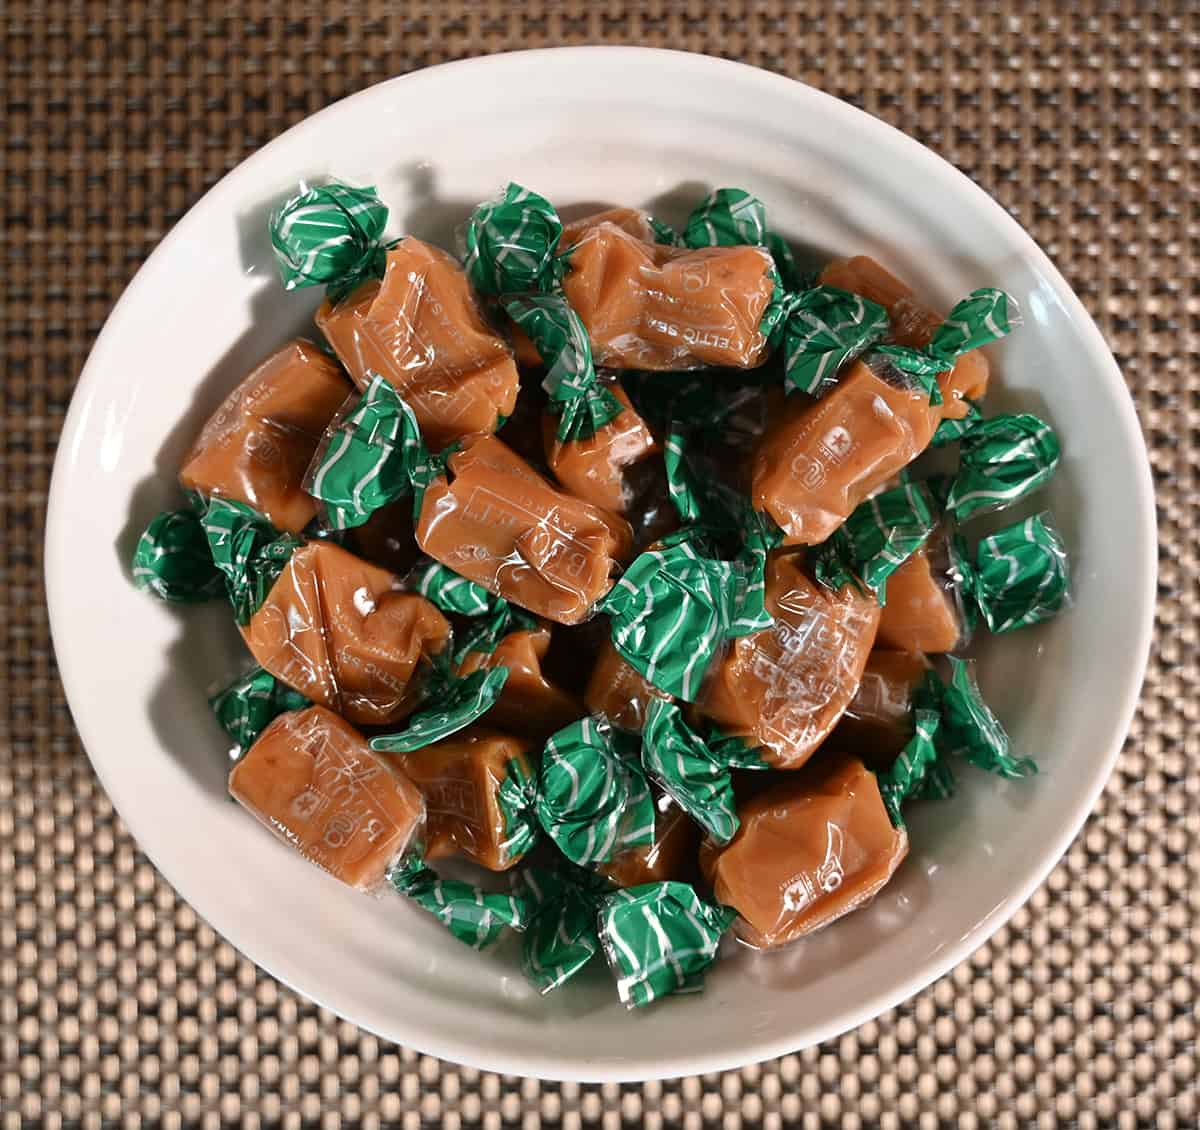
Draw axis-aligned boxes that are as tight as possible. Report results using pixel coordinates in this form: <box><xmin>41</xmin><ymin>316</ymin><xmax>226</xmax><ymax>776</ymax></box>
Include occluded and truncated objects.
<box><xmin>536</xmin><ymin>717</ymin><xmax>656</xmax><ymax>866</ymax></box>
<box><xmin>268</xmin><ymin>182</ymin><xmax>390</xmax><ymax>298</ymax></box>
<box><xmin>641</xmin><ymin>699</ymin><xmax>768</xmax><ymax>845</ymax></box>
<box><xmin>813</xmin><ymin>481</ymin><xmax>938</xmax><ymax>602</ymax></box>
<box><xmin>368</xmin><ymin>666</ymin><xmax>509</xmax><ymax>754</ymax></box>
<box><xmin>409</xmin><ymin>559</ymin><xmax>496</xmax><ymax>617</ymax></box>
<box><xmin>495</xmin><ymin>756</ymin><xmax>540</xmax><ymax>868</ymax></box>
<box><xmin>598</xmin><ymin>881</ymin><xmax>735</xmax><ymax>1009</ymax></box>
<box><xmin>929</xmin><ymin>287</ymin><xmax>1021</xmax><ymax>360</ymax></box>
<box><xmin>877</xmin><ymin>707</ymin><xmax>945</xmax><ymax>828</ymax></box>
<box><xmin>930</xmin><ymin>401</ymin><xmax>983</xmax><ymax>447</ymax></box>
<box><xmin>463</xmin><ymin>182</ymin><xmax>564</xmax><ymax>297</ymax></box>
<box><xmin>208</xmin><ymin>667</ymin><xmax>309</xmax><ymax>760</ymax></box>
<box><xmin>598</xmin><ymin>531</ymin><xmax>747</xmax><ymax>701</ymax></box>
<box><xmin>201</xmin><ymin>498</ymin><xmax>302</xmax><ymax>626</ymax></box>
<box><xmin>968</xmin><ymin>513</ymin><xmax>1071</xmax><ymax>634</ymax></box>
<box><xmin>518</xmin><ymin>865</ymin><xmax>609</xmax><ymax>994</ymax></box>
<box><xmin>504</xmin><ymin>293</ymin><xmax>623</xmax><ymax>443</ymax></box>
<box><xmin>131</xmin><ymin>508</ymin><xmax>225</xmax><ymax>603</ymax></box>
<box><xmin>389</xmin><ymin>855</ymin><xmax>533</xmax><ymax>950</ymax></box>
<box><xmin>780</xmin><ymin>285</ymin><xmax>891</xmax><ymax>397</ymax></box>
<box><xmin>945</xmin><ymin>413</ymin><xmax>1062</xmax><ymax>522</ymax></box>
<box><xmin>305</xmin><ymin>375</ymin><xmax>423</xmax><ymax>530</ymax></box>
<box><xmin>663</xmin><ymin>424</ymin><xmax>702</xmax><ymax>525</ymax></box>
<box><xmin>865</xmin><ymin>344</ymin><xmax>946</xmax><ymax>403</ymax></box>
<box><xmin>938</xmin><ymin>657</ymin><xmax>1037</xmax><ymax>779</ymax></box>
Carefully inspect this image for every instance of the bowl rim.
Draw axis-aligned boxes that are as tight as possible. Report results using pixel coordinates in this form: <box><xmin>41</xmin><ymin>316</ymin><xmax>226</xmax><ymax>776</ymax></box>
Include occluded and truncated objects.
<box><xmin>45</xmin><ymin>45</ymin><xmax>1158</xmax><ymax>1081</ymax></box>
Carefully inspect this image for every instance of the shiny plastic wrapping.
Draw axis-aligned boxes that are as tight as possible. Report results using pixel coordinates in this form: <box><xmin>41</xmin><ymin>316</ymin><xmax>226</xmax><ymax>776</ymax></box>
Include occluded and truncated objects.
<box><xmin>240</xmin><ymin>541</ymin><xmax>451</xmax><ymax>726</ymax></box>
<box><xmin>379</xmin><ymin>726</ymin><xmax>535</xmax><ymax>871</ymax></box>
<box><xmin>695</xmin><ymin>550</ymin><xmax>881</xmax><ymax>767</ymax></box>
<box><xmin>179</xmin><ymin>339</ymin><xmax>351</xmax><ymax>533</ymax></box>
<box><xmin>228</xmin><ymin>705</ymin><xmax>426</xmax><ymax>893</ymax></box>
<box><xmin>562</xmin><ymin>223</ymin><xmax>776</xmax><ymax>370</ymax></box>
<box><xmin>595</xmin><ymin>798</ymin><xmax>700</xmax><ymax>889</ymax></box>
<box><xmin>316</xmin><ymin>239</ymin><xmax>520</xmax><ymax>449</ymax></box>
<box><xmin>832</xmin><ymin>649</ymin><xmax>933</xmax><ymax>762</ymax></box>
<box><xmin>875</xmin><ymin>525</ymin><xmax>966</xmax><ymax>653</ymax></box>
<box><xmin>583</xmin><ymin>635</ymin><xmax>674</xmax><ymax>733</ymax></box>
<box><xmin>415</xmin><ymin>433</ymin><xmax>633</xmax><ymax>625</ymax></box>
<box><xmin>701</xmin><ymin>756</ymin><xmax>908</xmax><ymax>949</ymax></box>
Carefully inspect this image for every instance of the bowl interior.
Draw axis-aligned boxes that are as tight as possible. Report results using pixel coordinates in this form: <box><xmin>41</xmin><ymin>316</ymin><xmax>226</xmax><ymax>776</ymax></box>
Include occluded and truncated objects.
<box><xmin>46</xmin><ymin>49</ymin><xmax>1155</xmax><ymax>1081</ymax></box>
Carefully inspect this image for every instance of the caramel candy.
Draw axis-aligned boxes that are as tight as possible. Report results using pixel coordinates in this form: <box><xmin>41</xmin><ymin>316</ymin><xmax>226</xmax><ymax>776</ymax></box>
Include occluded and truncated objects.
<box><xmin>457</xmin><ymin>626</ymin><xmax>584</xmax><ymax>741</ymax></box>
<box><xmin>380</xmin><ymin>727</ymin><xmax>534</xmax><ymax>871</ymax></box>
<box><xmin>316</xmin><ymin>239</ymin><xmax>520</xmax><ymax>449</ymax></box>
<box><xmin>751</xmin><ymin>358</ymin><xmax>938</xmax><ymax>545</ymax></box>
<box><xmin>415</xmin><ymin>433</ymin><xmax>633</xmax><ymax>625</ymax></box>
<box><xmin>701</xmin><ymin>756</ymin><xmax>908</xmax><ymax>948</ymax></box>
<box><xmin>562</xmin><ymin>223</ymin><xmax>776</xmax><ymax>370</ymax></box>
<box><xmin>819</xmin><ymin>255</ymin><xmax>988</xmax><ymax>420</ymax></box>
<box><xmin>875</xmin><ymin>529</ymin><xmax>963</xmax><ymax>653</ymax></box>
<box><xmin>229</xmin><ymin>705</ymin><xmax>424</xmax><ymax>891</ymax></box>
<box><xmin>348</xmin><ymin>497</ymin><xmax>418</xmax><ymax>577</ymax></box>
<box><xmin>833</xmin><ymin>650</ymin><xmax>932</xmax><ymax>762</ymax></box>
<box><xmin>543</xmin><ymin>383</ymin><xmax>659</xmax><ymax>514</ymax></box>
<box><xmin>696</xmin><ymin>551</ymin><xmax>880</xmax><ymax>768</ymax></box>
<box><xmin>179</xmin><ymin>339</ymin><xmax>351</xmax><ymax>534</ymax></box>
<box><xmin>597</xmin><ymin>800</ymin><xmax>699</xmax><ymax>888</ymax></box>
<box><xmin>241</xmin><ymin>541</ymin><xmax>450</xmax><ymax>727</ymax></box>
<box><xmin>584</xmin><ymin>636</ymin><xmax>673</xmax><ymax>733</ymax></box>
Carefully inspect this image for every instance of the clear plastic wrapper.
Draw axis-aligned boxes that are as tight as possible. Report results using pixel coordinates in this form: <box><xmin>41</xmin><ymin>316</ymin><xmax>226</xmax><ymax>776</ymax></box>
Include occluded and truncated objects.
<box><xmin>179</xmin><ymin>339</ymin><xmax>352</xmax><ymax>534</ymax></box>
<box><xmin>875</xmin><ymin>524</ymin><xmax>965</xmax><ymax>653</ymax></box>
<box><xmin>831</xmin><ymin>649</ymin><xmax>933</xmax><ymax>762</ymax></box>
<box><xmin>209</xmin><ymin>665</ymin><xmax>309</xmax><ymax>760</ymax></box>
<box><xmin>583</xmin><ymin>635</ymin><xmax>673</xmax><ymax>733</ymax></box>
<box><xmin>228</xmin><ymin>705</ymin><xmax>425</xmax><ymax>893</ymax></box>
<box><xmin>945</xmin><ymin>413</ymin><xmax>1062</xmax><ymax>522</ymax></box>
<box><xmin>376</xmin><ymin>726</ymin><xmax>536</xmax><ymax>871</ymax></box>
<box><xmin>518</xmin><ymin>865</ymin><xmax>607</xmax><ymax>993</ymax></box>
<box><xmin>595</xmin><ymin>795</ymin><xmax>700</xmax><ymax>889</ymax></box>
<box><xmin>695</xmin><ymin>549</ymin><xmax>881</xmax><ymax>768</ymax></box>
<box><xmin>700</xmin><ymin>755</ymin><xmax>908</xmax><ymax>949</ymax></box>
<box><xmin>415</xmin><ymin>433</ymin><xmax>633</xmax><ymax>625</ymax></box>
<box><xmin>367</xmin><ymin>665</ymin><xmax>509</xmax><ymax>752</ymax></box>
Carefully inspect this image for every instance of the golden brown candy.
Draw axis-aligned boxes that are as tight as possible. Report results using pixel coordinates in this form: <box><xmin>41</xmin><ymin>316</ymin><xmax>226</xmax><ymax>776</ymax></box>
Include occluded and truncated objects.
<box><xmin>179</xmin><ymin>339</ymin><xmax>351</xmax><ymax>534</ymax></box>
<box><xmin>696</xmin><ymin>551</ymin><xmax>880</xmax><ymax>768</ymax></box>
<box><xmin>701</xmin><ymin>756</ymin><xmax>907</xmax><ymax>949</ymax></box>
<box><xmin>229</xmin><ymin>706</ymin><xmax>425</xmax><ymax>892</ymax></box>
<box><xmin>316</xmin><ymin>239</ymin><xmax>520</xmax><ymax>450</ymax></box>
<box><xmin>457</xmin><ymin>626</ymin><xmax>584</xmax><ymax>741</ymax></box>
<box><xmin>241</xmin><ymin>542</ymin><xmax>450</xmax><ymax>727</ymax></box>
<box><xmin>543</xmin><ymin>383</ymin><xmax>659</xmax><ymax>514</ymax></box>
<box><xmin>562</xmin><ymin>223</ymin><xmax>776</xmax><ymax>370</ymax></box>
<box><xmin>584</xmin><ymin>636</ymin><xmax>674</xmax><ymax>733</ymax></box>
<box><xmin>819</xmin><ymin>255</ymin><xmax>989</xmax><ymax>421</ymax></box>
<box><xmin>414</xmin><ymin>433</ymin><xmax>633</xmax><ymax>625</ymax></box>
<box><xmin>750</xmin><ymin>358</ymin><xmax>938</xmax><ymax>545</ymax></box>
<box><xmin>832</xmin><ymin>650</ymin><xmax>932</xmax><ymax>763</ymax></box>
<box><xmin>380</xmin><ymin>727</ymin><xmax>534</xmax><ymax>871</ymax></box>
<box><xmin>875</xmin><ymin>529</ymin><xmax>963</xmax><ymax>654</ymax></box>
<box><xmin>597</xmin><ymin>800</ymin><xmax>699</xmax><ymax>889</ymax></box>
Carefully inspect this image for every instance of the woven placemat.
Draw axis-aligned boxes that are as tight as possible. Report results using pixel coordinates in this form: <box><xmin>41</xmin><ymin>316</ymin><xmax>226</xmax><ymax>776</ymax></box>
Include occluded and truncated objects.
<box><xmin>4</xmin><ymin>1</ymin><xmax>1196</xmax><ymax>1125</ymax></box>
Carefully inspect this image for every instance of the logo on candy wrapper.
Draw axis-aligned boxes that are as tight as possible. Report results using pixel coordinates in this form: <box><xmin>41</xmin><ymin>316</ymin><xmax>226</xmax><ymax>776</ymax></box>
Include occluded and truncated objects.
<box><xmin>782</xmin><ymin>823</ymin><xmax>846</xmax><ymax>912</ymax></box>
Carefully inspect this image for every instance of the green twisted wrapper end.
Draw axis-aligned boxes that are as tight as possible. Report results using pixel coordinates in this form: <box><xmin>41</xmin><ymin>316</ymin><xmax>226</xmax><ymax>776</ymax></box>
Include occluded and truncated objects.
<box><xmin>209</xmin><ymin>667</ymin><xmax>309</xmax><ymax>760</ymax></box>
<box><xmin>877</xmin><ymin>706</ymin><xmax>945</xmax><ymax>828</ymax></box>
<box><xmin>409</xmin><ymin>559</ymin><xmax>497</xmax><ymax>618</ymax></box>
<box><xmin>930</xmin><ymin>401</ymin><xmax>983</xmax><ymax>447</ymax></box>
<box><xmin>865</xmin><ymin>344</ymin><xmax>946</xmax><ymax>404</ymax></box>
<box><xmin>966</xmin><ymin>513</ymin><xmax>1071</xmax><ymax>634</ymax></box>
<box><xmin>504</xmin><ymin>293</ymin><xmax>622</xmax><ymax>443</ymax></box>
<box><xmin>495</xmin><ymin>756</ymin><xmax>540</xmax><ymax>868</ymax></box>
<box><xmin>389</xmin><ymin>854</ymin><xmax>533</xmax><ymax>950</ymax></box>
<box><xmin>306</xmin><ymin>375</ymin><xmax>424</xmax><ymax>530</ymax></box>
<box><xmin>518</xmin><ymin>865</ymin><xmax>609</xmax><ymax>993</ymax></box>
<box><xmin>812</xmin><ymin>481</ymin><xmax>938</xmax><ymax>603</ymax></box>
<box><xmin>641</xmin><ymin>699</ymin><xmax>768</xmax><ymax>845</ymax></box>
<box><xmin>201</xmin><ymin>499</ymin><xmax>303</xmax><ymax>626</ymax></box>
<box><xmin>463</xmin><ymin>182</ymin><xmax>564</xmax><ymax>297</ymax></box>
<box><xmin>368</xmin><ymin>665</ymin><xmax>509</xmax><ymax>754</ymax></box>
<box><xmin>929</xmin><ymin>287</ymin><xmax>1022</xmax><ymax>360</ymax></box>
<box><xmin>598</xmin><ymin>881</ymin><xmax>734</xmax><ymax>1008</ymax></box>
<box><xmin>536</xmin><ymin>717</ymin><xmax>656</xmax><ymax>866</ymax></box>
<box><xmin>598</xmin><ymin>531</ymin><xmax>746</xmax><ymax>701</ymax></box>
<box><xmin>648</xmin><ymin>216</ymin><xmax>680</xmax><ymax>247</ymax></box>
<box><xmin>780</xmin><ymin>286</ymin><xmax>891</xmax><ymax>397</ymax></box>
<box><xmin>938</xmin><ymin>657</ymin><xmax>1037</xmax><ymax>778</ymax></box>
<box><xmin>682</xmin><ymin>188</ymin><xmax>769</xmax><ymax>250</ymax></box>
<box><xmin>268</xmin><ymin>182</ymin><xmax>390</xmax><ymax>298</ymax></box>
<box><xmin>132</xmin><ymin>508</ymin><xmax>225</xmax><ymax>603</ymax></box>
<box><xmin>945</xmin><ymin>413</ymin><xmax>1062</xmax><ymax>522</ymax></box>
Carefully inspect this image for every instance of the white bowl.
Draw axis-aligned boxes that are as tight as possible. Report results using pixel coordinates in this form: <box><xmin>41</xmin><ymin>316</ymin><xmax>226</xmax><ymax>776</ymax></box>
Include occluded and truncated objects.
<box><xmin>46</xmin><ymin>48</ymin><xmax>1156</xmax><ymax>1082</ymax></box>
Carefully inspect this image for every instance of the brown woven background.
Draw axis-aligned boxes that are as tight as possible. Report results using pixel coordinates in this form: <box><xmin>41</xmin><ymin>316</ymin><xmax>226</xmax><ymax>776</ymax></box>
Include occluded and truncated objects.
<box><xmin>3</xmin><ymin>1</ymin><xmax>1196</xmax><ymax>1125</ymax></box>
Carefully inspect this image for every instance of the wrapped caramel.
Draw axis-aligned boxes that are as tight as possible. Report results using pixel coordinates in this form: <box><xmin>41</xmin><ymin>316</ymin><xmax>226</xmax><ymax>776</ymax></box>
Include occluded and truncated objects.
<box><xmin>179</xmin><ymin>339</ymin><xmax>351</xmax><ymax>534</ymax></box>
<box><xmin>875</xmin><ymin>527</ymin><xmax>964</xmax><ymax>653</ymax></box>
<box><xmin>584</xmin><ymin>635</ymin><xmax>673</xmax><ymax>733</ymax></box>
<box><xmin>701</xmin><ymin>756</ymin><xmax>908</xmax><ymax>949</ymax></box>
<box><xmin>832</xmin><ymin>649</ymin><xmax>933</xmax><ymax>761</ymax></box>
<box><xmin>595</xmin><ymin>798</ymin><xmax>700</xmax><ymax>889</ymax></box>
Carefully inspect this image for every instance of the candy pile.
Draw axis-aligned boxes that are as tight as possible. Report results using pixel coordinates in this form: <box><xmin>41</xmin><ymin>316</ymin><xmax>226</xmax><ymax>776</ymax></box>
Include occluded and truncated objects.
<box><xmin>132</xmin><ymin>181</ymin><xmax>1069</xmax><ymax>1007</ymax></box>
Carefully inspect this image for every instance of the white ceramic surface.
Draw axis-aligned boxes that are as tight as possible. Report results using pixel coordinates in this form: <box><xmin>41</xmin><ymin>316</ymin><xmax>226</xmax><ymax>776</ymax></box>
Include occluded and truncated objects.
<box><xmin>45</xmin><ymin>48</ymin><xmax>1156</xmax><ymax>1082</ymax></box>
